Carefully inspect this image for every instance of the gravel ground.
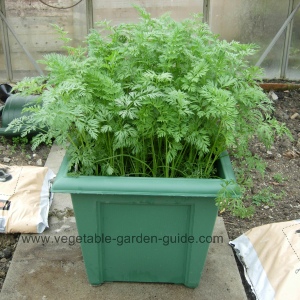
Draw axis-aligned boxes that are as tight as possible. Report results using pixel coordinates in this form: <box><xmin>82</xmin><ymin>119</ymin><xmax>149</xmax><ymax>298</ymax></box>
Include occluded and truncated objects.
<box><xmin>0</xmin><ymin>86</ymin><xmax>299</xmax><ymax>297</ymax></box>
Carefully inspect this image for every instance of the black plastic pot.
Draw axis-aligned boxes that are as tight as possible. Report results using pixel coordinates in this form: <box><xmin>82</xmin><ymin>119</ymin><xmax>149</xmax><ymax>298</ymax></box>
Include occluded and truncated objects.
<box><xmin>0</xmin><ymin>84</ymin><xmax>12</xmax><ymax>103</ymax></box>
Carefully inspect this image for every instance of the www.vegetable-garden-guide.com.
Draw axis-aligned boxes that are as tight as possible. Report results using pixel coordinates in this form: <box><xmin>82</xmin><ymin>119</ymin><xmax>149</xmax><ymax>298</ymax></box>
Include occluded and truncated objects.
<box><xmin>21</xmin><ymin>233</ymin><xmax>224</xmax><ymax>246</ymax></box>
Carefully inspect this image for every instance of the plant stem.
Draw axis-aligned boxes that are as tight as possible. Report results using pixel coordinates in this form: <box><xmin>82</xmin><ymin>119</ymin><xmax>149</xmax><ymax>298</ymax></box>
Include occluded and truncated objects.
<box><xmin>120</xmin><ymin>147</ymin><xmax>124</xmax><ymax>175</ymax></box>
<box><xmin>151</xmin><ymin>137</ymin><xmax>157</xmax><ymax>177</ymax></box>
<box><xmin>204</xmin><ymin>124</ymin><xmax>222</xmax><ymax>176</ymax></box>
<box><xmin>165</xmin><ymin>136</ymin><xmax>169</xmax><ymax>178</ymax></box>
<box><xmin>95</xmin><ymin>154</ymin><xmax>154</xmax><ymax>176</ymax></box>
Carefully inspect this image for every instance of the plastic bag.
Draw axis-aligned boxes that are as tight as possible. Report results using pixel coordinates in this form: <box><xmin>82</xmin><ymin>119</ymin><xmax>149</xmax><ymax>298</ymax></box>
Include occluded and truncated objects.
<box><xmin>230</xmin><ymin>220</ymin><xmax>300</xmax><ymax>300</ymax></box>
<box><xmin>0</xmin><ymin>164</ymin><xmax>55</xmax><ymax>233</ymax></box>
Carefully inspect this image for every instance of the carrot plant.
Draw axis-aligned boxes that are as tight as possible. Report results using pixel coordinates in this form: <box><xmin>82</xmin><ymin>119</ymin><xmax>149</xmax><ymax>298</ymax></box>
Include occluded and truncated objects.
<box><xmin>9</xmin><ymin>6</ymin><xmax>290</xmax><ymax>182</ymax></box>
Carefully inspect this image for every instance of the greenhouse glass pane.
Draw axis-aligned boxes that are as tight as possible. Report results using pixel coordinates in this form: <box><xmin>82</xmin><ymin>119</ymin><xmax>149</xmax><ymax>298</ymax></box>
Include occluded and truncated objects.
<box><xmin>287</xmin><ymin>1</ymin><xmax>300</xmax><ymax>80</ymax></box>
<box><xmin>73</xmin><ymin>0</ymin><xmax>88</xmax><ymax>44</ymax></box>
<box><xmin>210</xmin><ymin>0</ymin><xmax>290</xmax><ymax>79</ymax></box>
<box><xmin>93</xmin><ymin>0</ymin><xmax>203</xmax><ymax>25</ymax></box>
<box><xmin>4</xmin><ymin>0</ymin><xmax>84</xmax><ymax>82</ymax></box>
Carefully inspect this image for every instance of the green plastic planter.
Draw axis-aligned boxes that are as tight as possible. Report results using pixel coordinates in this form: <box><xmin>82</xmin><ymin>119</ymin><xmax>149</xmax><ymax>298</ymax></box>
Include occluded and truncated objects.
<box><xmin>52</xmin><ymin>152</ymin><xmax>237</xmax><ymax>288</ymax></box>
<box><xmin>0</xmin><ymin>94</ymin><xmax>38</xmax><ymax>136</ymax></box>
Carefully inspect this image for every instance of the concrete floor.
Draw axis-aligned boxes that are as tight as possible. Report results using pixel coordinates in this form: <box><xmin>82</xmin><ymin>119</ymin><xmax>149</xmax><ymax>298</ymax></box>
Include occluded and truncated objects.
<box><xmin>1</xmin><ymin>144</ymin><xmax>247</xmax><ymax>300</ymax></box>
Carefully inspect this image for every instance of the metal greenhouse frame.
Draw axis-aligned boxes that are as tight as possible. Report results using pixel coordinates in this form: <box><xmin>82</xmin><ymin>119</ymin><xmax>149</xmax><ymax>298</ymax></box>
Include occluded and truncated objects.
<box><xmin>0</xmin><ymin>0</ymin><xmax>300</xmax><ymax>82</ymax></box>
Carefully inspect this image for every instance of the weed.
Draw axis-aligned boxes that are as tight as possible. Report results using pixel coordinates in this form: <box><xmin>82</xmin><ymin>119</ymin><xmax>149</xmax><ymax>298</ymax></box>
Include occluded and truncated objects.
<box><xmin>272</xmin><ymin>173</ymin><xmax>286</xmax><ymax>183</ymax></box>
<box><xmin>0</xmin><ymin>136</ymin><xmax>7</xmax><ymax>144</ymax></box>
<box><xmin>252</xmin><ymin>186</ymin><xmax>286</xmax><ymax>206</ymax></box>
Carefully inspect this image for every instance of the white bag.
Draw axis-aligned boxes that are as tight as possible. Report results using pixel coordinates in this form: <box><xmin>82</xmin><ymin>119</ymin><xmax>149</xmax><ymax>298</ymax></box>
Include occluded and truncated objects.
<box><xmin>0</xmin><ymin>164</ymin><xmax>55</xmax><ymax>233</ymax></box>
<box><xmin>230</xmin><ymin>220</ymin><xmax>300</xmax><ymax>300</ymax></box>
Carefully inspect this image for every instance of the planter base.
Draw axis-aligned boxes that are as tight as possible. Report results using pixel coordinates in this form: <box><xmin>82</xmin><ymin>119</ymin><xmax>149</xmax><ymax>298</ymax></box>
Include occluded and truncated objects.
<box><xmin>52</xmin><ymin>152</ymin><xmax>237</xmax><ymax>288</ymax></box>
<box><xmin>71</xmin><ymin>193</ymin><xmax>218</xmax><ymax>288</ymax></box>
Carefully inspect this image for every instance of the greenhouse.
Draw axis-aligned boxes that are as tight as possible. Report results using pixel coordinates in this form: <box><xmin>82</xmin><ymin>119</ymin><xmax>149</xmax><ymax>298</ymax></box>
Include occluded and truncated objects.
<box><xmin>1</xmin><ymin>0</ymin><xmax>300</xmax><ymax>81</ymax></box>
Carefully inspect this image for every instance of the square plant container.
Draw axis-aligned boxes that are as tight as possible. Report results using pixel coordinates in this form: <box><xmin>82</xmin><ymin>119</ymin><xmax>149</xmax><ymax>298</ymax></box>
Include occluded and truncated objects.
<box><xmin>52</xmin><ymin>151</ymin><xmax>237</xmax><ymax>288</ymax></box>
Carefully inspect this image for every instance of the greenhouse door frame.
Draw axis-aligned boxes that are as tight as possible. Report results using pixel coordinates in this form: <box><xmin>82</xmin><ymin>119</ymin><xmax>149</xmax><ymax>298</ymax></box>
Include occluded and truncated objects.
<box><xmin>255</xmin><ymin>0</ymin><xmax>300</xmax><ymax>78</ymax></box>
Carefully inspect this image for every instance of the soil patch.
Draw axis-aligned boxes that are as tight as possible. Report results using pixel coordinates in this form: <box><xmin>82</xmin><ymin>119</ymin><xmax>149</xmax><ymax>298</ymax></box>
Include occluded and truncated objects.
<box><xmin>222</xmin><ymin>86</ymin><xmax>300</xmax><ymax>299</ymax></box>
<box><xmin>223</xmin><ymin>87</ymin><xmax>300</xmax><ymax>239</ymax></box>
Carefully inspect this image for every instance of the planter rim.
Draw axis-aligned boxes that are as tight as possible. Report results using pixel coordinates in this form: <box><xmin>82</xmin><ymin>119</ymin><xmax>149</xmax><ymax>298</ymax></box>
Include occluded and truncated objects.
<box><xmin>52</xmin><ymin>151</ymin><xmax>237</xmax><ymax>197</ymax></box>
